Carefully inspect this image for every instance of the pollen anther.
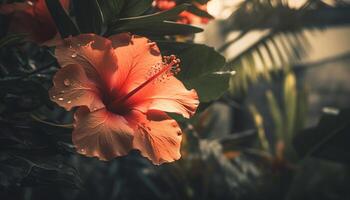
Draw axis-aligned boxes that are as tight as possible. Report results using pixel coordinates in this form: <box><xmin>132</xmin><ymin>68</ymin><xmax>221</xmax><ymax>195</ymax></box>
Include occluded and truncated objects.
<box><xmin>110</xmin><ymin>55</ymin><xmax>181</xmax><ymax>107</ymax></box>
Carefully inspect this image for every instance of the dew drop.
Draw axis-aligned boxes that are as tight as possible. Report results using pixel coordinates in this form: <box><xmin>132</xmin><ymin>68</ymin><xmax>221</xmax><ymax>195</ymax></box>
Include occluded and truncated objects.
<box><xmin>67</xmin><ymin>100</ymin><xmax>72</xmax><ymax>104</ymax></box>
<box><xmin>58</xmin><ymin>97</ymin><xmax>64</xmax><ymax>101</ymax></box>
<box><xmin>27</xmin><ymin>1</ymin><xmax>34</xmax><ymax>6</ymax></box>
<box><xmin>71</xmin><ymin>52</ymin><xmax>77</xmax><ymax>58</ymax></box>
<box><xmin>52</xmin><ymin>95</ymin><xmax>56</xmax><ymax>99</ymax></box>
<box><xmin>172</xmin><ymin>122</ymin><xmax>177</xmax><ymax>128</ymax></box>
<box><xmin>63</xmin><ymin>79</ymin><xmax>70</xmax><ymax>86</ymax></box>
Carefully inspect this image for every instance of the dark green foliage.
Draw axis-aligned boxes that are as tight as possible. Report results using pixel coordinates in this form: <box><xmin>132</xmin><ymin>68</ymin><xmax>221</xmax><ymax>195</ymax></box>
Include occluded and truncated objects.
<box><xmin>111</xmin><ymin>20</ymin><xmax>202</xmax><ymax>36</ymax></box>
<box><xmin>45</xmin><ymin>0</ymin><xmax>80</xmax><ymax>38</ymax></box>
<box><xmin>107</xmin><ymin>4</ymin><xmax>203</xmax><ymax>36</ymax></box>
<box><xmin>293</xmin><ymin>108</ymin><xmax>350</xmax><ymax>164</ymax></box>
<box><xmin>98</xmin><ymin>0</ymin><xmax>153</xmax><ymax>21</ymax></box>
<box><xmin>187</xmin><ymin>4</ymin><xmax>213</xmax><ymax>19</ymax></box>
<box><xmin>0</xmin><ymin>42</ymin><xmax>79</xmax><ymax>189</ymax></box>
<box><xmin>286</xmin><ymin>159</ymin><xmax>350</xmax><ymax>200</ymax></box>
<box><xmin>0</xmin><ymin>34</ymin><xmax>26</xmax><ymax>48</ymax></box>
<box><xmin>72</xmin><ymin>0</ymin><xmax>104</xmax><ymax>34</ymax></box>
<box><xmin>118</xmin><ymin>0</ymin><xmax>153</xmax><ymax>17</ymax></box>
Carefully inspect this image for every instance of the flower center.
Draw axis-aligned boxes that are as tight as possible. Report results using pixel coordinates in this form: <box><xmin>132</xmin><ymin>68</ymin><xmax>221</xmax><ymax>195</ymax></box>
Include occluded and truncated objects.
<box><xmin>108</xmin><ymin>55</ymin><xmax>181</xmax><ymax>114</ymax></box>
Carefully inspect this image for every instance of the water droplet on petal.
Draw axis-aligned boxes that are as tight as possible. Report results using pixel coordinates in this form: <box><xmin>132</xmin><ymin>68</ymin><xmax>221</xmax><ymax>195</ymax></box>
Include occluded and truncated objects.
<box><xmin>171</xmin><ymin>121</ymin><xmax>178</xmax><ymax>128</ymax></box>
<box><xmin>58</xmin><ymin>97</ymin><xmax>64</xmax><ymax>101</ymax></box>
<box><xmin>27</xmin><ymin>1</ymin><xmax>34</xmax><ymax>6</ymax></box>
<box><xmin>79</xmin><ymin>149</ymin><xmax>85</xmax><ymax>153</ymax></box>
<box><xmin>52</xmin><ymin>95</ymin><xmax>56</xmax><ymax>99</ymax></box>
<box><xmin>67</xmin><ymin>100</ymin><xmax>72</xmax><ymax>104</ymax></box>
<box><xmin>71</xmin><ymin>53</ymin><xmax>77</xmax><ymax>58</ymax></box>
<box><xmin>63</xmin><ymin>79</ymin><xmax>70</xmax><ymax>86</ymax></box>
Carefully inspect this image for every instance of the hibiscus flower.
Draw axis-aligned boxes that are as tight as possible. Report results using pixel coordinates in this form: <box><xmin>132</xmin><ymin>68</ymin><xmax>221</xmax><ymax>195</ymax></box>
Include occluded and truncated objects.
<box><xmin>154</xmin><ymin>0</ymin><xmax>211</xmax><ymax>24</ymax></box>
<box><xmin>0</xmin><ymin>0</ymin><xmax>69</xmax><ymax>43</ymax></box>
<box><xmin>49</xmin><ymin>33</ymin><xmax>199</xmax><ymax>165</ymax></box>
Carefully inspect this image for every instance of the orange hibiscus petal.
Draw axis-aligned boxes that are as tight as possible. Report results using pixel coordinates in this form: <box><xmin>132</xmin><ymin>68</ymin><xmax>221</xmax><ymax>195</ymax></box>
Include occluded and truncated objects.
<box><xmin>147</xmin><ymin>77</ymin><xmax>199</xmax><ymax>118</ymax></box>
<box><xmin>49</xmin><ymin>64</ymin><xmax>105</xmax><ymax>111</ymax></box>
<box><xmin>73</xmin><ymin>107</ymin><xmax>134</xmax><ymax>160</ymax></box>
<box><xmin>55</xmin><ymin>34</ymin><xmax>118</xmax><ymax>89</ymax></box>
<box><xmin>108</xmin><ymin>34</ymin><xmax>198</xmax><ymax>118</ymax></box>
<box><xmin>126</xmin><ymin>110</ymin><xmax>182</xmax><ymax>165</ymax></box>
<box><xmin>128</xmin><ymin>76</ymin><xmax>199</xmax><ymax>118</ymax></box>
<box><xmin>109</xmin><ymin>34</ymin><xmax>162</xmax><ymax>100</ymax></box>
<box><xmin>154</xmin><ymin>0</ymin><xmax>176</xmax><ymax>10</ymax></box>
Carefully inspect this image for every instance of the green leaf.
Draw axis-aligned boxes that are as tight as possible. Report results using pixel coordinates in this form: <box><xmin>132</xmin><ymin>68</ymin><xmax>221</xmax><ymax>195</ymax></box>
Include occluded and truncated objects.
<box><xmin>185</xmin><ymin>74</ymin><xmax>230</xmax><ymax>102</ymax></box>
<box><xmin>107</xmin><ymin>4</ymin><xmax>197</xmax><ymax>36</ymax></box>
<box><xmin>98</xmin><ymin>0</ymin><xmax>125</xmax><ymax>22</ymax></box>
<box><xmin>0</xmin><ymin>33</ymin><xmax>26</xmax><ymax>48</ymax></box>
<box><xmin>293</xmin><ymin>108</ymin><xmax>350</xmax><ymax>164</ymax></box>
<box><xmin>0</xmin><ymin>153</ymin><xmax>82</xmax><ymax>189</ymax></box>
<box><xmin>283</xmin><ymin>72</ymin><xmax>297</xmax><ymax>139</ymax></box>
<box><xmin>266</xmin><ymin>90</ymin><xmax>284</xmax><ymax>141</ymax></box>
<box><xmin>158</xmin><ymin>42</ymin><xmax>225</xmax><ymax>80</ymax></box>
<box><xmin>119</xmin><ymin>0</ymin><xmax>153</xmax><ymax>17</ymax></box>
<box><xmin>158</xmin><ymin>41</ymin><xmax>227</xmax><ymax>102</ymax></box>
<box><xmin>111</xmin><ymin>20</ymin><xmax>202</xmax><ymax>36</ymax></box>
<box><xmin>45</xmin><ymin>0</ymin><xmax>80</xmax><ymax>38</ymax></box>
<box><xmin>72</xmin><ymin>0</ymin><xmax>104</xmax><ymax>34</ymax></box>
<box><xmin>0</xmin><ymin>80</ymin><xmax>48</xmax><ymax>112</ymax></box>
<box><xmin>99</xmin><ymin>0</ymin><xmax>152</xmax><ymax>22</ymax></box>
<box><xmin>187</xmin><ymin>4</ymin><xmax>213</xmax><ymax>19</ymax></box>
<box><xmin>117</xmin><ymin>4</ymin><xmax>189</xmax><ymax>23</ymax></box>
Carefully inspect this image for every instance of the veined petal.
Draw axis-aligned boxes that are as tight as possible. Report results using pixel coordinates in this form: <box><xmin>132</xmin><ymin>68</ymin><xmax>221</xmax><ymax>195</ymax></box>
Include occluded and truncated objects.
<box><xmin>73</xmin><ymin>107</ymin><xmax>134</xmax><ymax>160</ymax></box>
<box><xmin>128</xmin><ymin>76</ymin><xmax>199</xmax><ymax>118</ymax></box>
<box><xmin>109</xmin><ymin>33</ymin><xmax>162</xmax><ymax>100</ymax></box>
<box><xmin>49</xmin><ymin>64</ymin><xmax>105</xmax><ymax>111</ymax></box>
<box><xmin>55</xmin><ymin>34</ymin><xmax>118</xmax><ymax>89</ymax></box>
<box><xmin>108</xmin><ymin>34</ymin><xmax>198</xmax><ymax>117</ymax></box>
<box><xmin>126</xmin><ymin>110</ymin><xmax>182</xmax><ymax>165</ymax></box>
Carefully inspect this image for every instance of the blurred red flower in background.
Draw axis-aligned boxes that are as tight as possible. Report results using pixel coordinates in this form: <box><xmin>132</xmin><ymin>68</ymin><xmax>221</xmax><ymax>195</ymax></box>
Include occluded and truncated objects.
<box><xmin>154</xmin><ymin>0</ymin><xmax>211</xmax><ymax>24</ymax></box>
<box><xmin>49</xmin><ymin>33</ymin><xmax>199</xmax><ymax>165</ymax></box>
<box><xmin>0</xmin><ymin>0</ymin><xmax>69</xmax><ymax>43</ymax></box>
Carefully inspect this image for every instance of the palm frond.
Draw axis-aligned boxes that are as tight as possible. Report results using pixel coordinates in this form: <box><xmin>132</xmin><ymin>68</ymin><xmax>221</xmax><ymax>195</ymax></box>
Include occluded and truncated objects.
<box><xmin>226</xmin><ymin>30</ymin><xmax>309</xmax><ymax>94</ymax></box>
